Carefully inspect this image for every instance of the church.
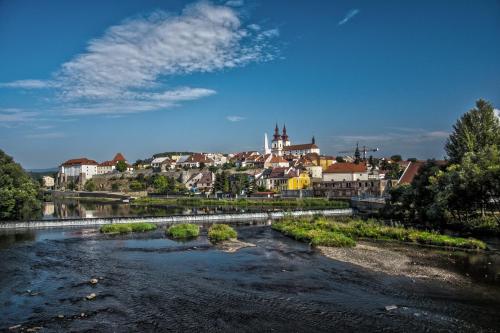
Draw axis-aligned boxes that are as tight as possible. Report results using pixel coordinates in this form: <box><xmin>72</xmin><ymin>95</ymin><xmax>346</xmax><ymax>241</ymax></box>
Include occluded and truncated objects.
<box><xmin>266</xmin><ymin>124</ymin><xmax>320</xmax><ymax>157</ymax></box>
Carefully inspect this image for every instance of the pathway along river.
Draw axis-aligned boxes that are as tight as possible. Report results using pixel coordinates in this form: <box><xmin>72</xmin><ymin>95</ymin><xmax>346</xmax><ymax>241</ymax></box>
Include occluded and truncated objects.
<box><xmin>0</xmin><ymin>222</ymin><xmax>499</xmax><ymax>332</ymax></box>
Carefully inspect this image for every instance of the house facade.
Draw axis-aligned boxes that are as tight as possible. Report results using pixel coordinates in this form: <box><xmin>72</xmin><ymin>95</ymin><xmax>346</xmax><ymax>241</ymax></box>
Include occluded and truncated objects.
<box><xmin>322</xmin><ymin>162</ymin><xmax>369</xmax><ymax>182</ymax></box>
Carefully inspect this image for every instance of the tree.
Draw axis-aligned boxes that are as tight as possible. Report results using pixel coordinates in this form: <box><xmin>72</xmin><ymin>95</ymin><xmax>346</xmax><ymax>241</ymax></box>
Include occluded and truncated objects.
<box><xmin>129</xmin><ymin>180</ymin><xmax>145</xmax><ymax>191</ymax></box>
<box><xmin>390</xmin><ymin>155</ymin><xmax>402</xmax><ymax>162</ymax></box>
<box><xmin>336</xmin><ymin>156</ymin><xmax>345</xmax><ymax>163</ymax></box>
<box><xmin>153</xmin><ymin>175</ymin><xmax>169</xmax><ymax>193</ymax></box>
<box><xmin>0</xmin><ymin>150</ymin><xmax>41</xmax><ymax>220</ymax></box>
<box><xmin>445</xmin><ymin>99</ymin><xmax>500</xmax><ymax>164</ymax></box>
<box><xmin>84</xmin><ymin>180</ymin><xmax>96</xmax><ymax>192</ymax></box>
<box><xmin>116</xmin><ymin>160</ymin><xmax>128</xmax><ymax>172</ymax></box>
<box><xmin>111</xmin><ymin>183</ymin><xmax>119</xmax><ymax>192</ymax></box>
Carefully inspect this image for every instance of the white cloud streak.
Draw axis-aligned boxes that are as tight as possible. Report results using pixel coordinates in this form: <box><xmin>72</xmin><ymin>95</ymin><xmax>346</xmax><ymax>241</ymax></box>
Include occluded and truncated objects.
<box><xmin>1</xmin><ymin>1</ymin><xmax>279</xmax><ymax>117</ymax></box>
<box><xmin>25</xmin><ymin>132</ymin><xmax>66</xmax><ymax>139</ymax></box>
<box><xmin>0</xmin><ymin>108</ymin><xmax>39</xmax><ymax>122</ymax></box>
<box><xmin>226</xmin><ymin>115</ymin><xmax>245</xmax><ymax>122</ymax></box>
<box><xmin>338</xmin><ymin>9</ymin><xmax>360</xmax><ymax>26</ymax></box>
<box><xmin>0</xmin><ymin>79</ymin><xmax>53</xmax><ymax>89</ymax></box>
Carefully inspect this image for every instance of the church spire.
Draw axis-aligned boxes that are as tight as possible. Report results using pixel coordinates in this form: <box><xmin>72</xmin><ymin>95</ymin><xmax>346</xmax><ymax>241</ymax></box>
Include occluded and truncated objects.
<box><xmin>273</xmin><ymin>123</ymin><xmax>280</xmax><ymax>141</ymax></box>
<box><xmin>282</xmin><ymin>123</ymin><xmax>288</xmax><ymax>141</ymax></box>
<box><xmin>312</xmin><ymin>136</ymin><xmax>315</xmax><ymax>145</ymax></box>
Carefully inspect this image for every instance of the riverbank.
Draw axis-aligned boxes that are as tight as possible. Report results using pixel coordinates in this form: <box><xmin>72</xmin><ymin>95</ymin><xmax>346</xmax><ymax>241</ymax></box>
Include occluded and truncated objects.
<box><xmin>132</xmin><ymin>197</ymin><xmax>349</xmax><ymax>208</ymax></box>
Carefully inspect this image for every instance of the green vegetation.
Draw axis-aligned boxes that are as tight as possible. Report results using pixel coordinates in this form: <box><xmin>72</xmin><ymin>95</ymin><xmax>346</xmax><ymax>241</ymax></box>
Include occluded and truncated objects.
<box><xmin>129</xmin><ymin>180</ymin><xmax>145</xmax><ymax>191</ymax></box>
<box><xmin>133</xmin><ymin>197</ymin><xmax>349</xmax><ymax>208</ymax></box>
<box><xmin>167</xmin><ymin>223</ymin><xmax>200</xmax><ymax>239</ymax></box>
<box><xmin>116</xmin><ymin>160</ymin><xmax>128</xmax><ymax>172</ymax></box>
<box><xmin>384</xmin><ymin>99</ymin><xmax>500</xmax><ymax>234</ymax></box>
<box><xmin>0</xmin><ymin>150</ymin><xmax>41</xmax><ymax>220</ymax></box>
<box><xmin>272</xmin><ymin>217</ymin><xmax>487</xmax><ymax>250</ymax></box>
<box><xmin>100</xmin><ymin>222</ymin><xmax>157</xmax><ymax>234</ymax></box>
<box><xmin>84</xmin><ymin>179</ymin><xmax>96</xmax><ymax>192</ymax></box>
<box><xmin>208</xmin><ymin>224</ymin><xmax>237</xmax><ymax>243</ymax></box>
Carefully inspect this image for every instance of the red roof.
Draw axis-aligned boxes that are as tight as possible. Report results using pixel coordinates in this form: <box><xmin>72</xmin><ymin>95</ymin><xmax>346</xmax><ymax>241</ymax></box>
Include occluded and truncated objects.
<box><xmin>283</xmin><ymin>143</ymin><xmax>319</xmax><ymax>151</ymax></box>
<box><xmin>113</xmin><ymin>153</ymin><xmax>126</xmax><ymax>162</ymax></box>
<box><xmin>62</xmin><ymin>158</ymin><xmax>98</xmax><ymax>166</ymax></box>
<box><xmin>99</xmin><ymin>160</ymin><xmax>115</xmax><ymax>167</ymax></box>
<box><xmin>324</xmin><ymin>162</ymin><xmax>367</xmax><ymax>173</ymax></box>
<box><xmin>269</xmin><ymin>156</ymin><xmax>288</xmax><ymax>164</ymax></box>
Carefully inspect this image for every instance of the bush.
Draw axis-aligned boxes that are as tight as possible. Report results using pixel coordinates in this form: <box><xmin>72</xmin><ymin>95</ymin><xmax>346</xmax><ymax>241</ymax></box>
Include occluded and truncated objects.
<box><xmin>100</xmin><ymin>222</ymin><xmax>157</xmax><ymax>234</ymax></box>
<box><xmin>129</xmin><ymin>180</ymin><xmax>145</xmax><ymax>191</ymax></box>
<box><xmin>208</xmin><ymin>224</ymin><xmax>237</xmax><ymax>243</ymax></box>
<box><xmin>111</xmin><ymin>183</ymin><xmax>120</xmax><ymax>192</ymax></box>
<box><xmin>167</xmin><ymin>224</ymin><xmax>200</xmax><ymax>239</ymax></box>
<box><xmin>84</xmin><ymin>180</ymin><xmax>96</xmax><ymax>192</ymax></box>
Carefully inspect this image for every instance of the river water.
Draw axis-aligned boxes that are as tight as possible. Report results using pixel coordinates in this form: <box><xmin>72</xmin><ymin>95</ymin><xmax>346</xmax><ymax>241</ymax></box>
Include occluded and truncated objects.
<box><xmin>0</xmin><ymin>223</ymin><xmax>499</xmax><ymax>332</ymax></box>
<box><xmin>40</xmin><ymin>199</ymin><xmax>279</xmax><ymax>220</ymax></box>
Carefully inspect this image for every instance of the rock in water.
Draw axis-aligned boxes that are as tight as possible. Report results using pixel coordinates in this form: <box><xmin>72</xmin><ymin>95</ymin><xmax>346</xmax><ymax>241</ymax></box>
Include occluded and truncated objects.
<box><xmin>86</xmin><ymin>293</ymin><xmax>96</xmax><ymax>300</ymax></box>
<box><xmin>89</xmin><ymin>278</ymin><xmax>98</xmax><ymax>285</ymax></box>
<box><xmin>385</xmin><ymin>305</ymin><xmax>398</xmax><ymax>311</ymax></box>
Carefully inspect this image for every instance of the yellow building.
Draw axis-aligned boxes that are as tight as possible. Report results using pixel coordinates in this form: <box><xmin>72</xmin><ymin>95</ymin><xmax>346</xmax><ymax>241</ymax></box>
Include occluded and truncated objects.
<box><xmin>318</xmin><ymin>156</ymin><xmax>335</xmax><ymax>171</ymax></box>
<box><xmin>287</xmin><ymin>172</ymin><xmax>311</xmax><ymax>190</ymax></box>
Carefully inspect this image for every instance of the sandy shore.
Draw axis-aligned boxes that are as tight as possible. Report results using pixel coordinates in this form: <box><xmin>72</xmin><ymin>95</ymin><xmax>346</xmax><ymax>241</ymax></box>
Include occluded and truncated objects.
<box><xmin>318</xmin><ymin>242</ymin><xmax>468</xmax><ymax>284</ymax></box>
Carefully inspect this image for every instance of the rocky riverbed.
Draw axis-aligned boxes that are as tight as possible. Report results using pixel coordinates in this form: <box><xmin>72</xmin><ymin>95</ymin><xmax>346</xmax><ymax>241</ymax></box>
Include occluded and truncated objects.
<box><xmin>0</xmin><ymin>224</ymin><xmax>499</xmax><ymax>332</ymax></box>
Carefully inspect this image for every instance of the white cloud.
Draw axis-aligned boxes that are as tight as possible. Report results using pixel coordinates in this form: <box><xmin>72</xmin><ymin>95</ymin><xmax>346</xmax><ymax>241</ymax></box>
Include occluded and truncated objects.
<box><xmin>0</xmin><ymin>108</ymin><xmax>39</xmax><ymax>122</ymax></box>
<box><xmin>0</xmin><ymin>79</ymin><xmax>53</xmax><ymax>89</ymax></box>
<box><xmin>495</xmin><ymin>108</ymin><xmax>500</xmax><ymax>119</ymax></box>
<box><xmin>338</xmin><ymin>9</ymin><xmax>360</xmax><ymax>26</ymax></box>
<box><xmin>226</xmin><ymin>115</ymin><xmax>245</xmax><ymax>122</ymax></box>
<box><xmin>332</xmin><ymin>128</ymin><xmax>449</xmax><ymax>144</ymax></box>
<box><xmin>1</xmin><ymin>1</ymin><xmax>278</xmax><ymax>117</ymax></box>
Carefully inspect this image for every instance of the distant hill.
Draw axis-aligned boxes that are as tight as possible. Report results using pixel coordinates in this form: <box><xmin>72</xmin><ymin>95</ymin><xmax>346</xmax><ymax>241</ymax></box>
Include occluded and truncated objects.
<box><xmin>28</xmin><ymin>167</ymin><xmax>58</xmax><ymax>173</ymax></box>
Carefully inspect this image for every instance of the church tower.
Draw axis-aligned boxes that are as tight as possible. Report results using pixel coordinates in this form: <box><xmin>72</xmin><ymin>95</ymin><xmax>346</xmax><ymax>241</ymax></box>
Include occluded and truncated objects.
<box><xmin>271</xmin><ymin>123</ymin><xmax>284</xmax><ymax>156</ymax></box>
<box><xmin>282</xmin><ymin>124</ymin><xmax>291</xmax><ymax>147</ymax></box>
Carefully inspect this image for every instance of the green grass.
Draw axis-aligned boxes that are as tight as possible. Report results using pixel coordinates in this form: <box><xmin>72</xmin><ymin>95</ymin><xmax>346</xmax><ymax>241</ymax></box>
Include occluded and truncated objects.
<box><xmin>208</xmin><ymin>224</ymin><xmax>237</xmax><ymax>243</ymax></box>
<box><xmin>100</xmin><ymin>222</ymin><xmax>157</xmax><ymax>234</ymax></box>
<box><xmin>166</xmin><ymin>223</ymin><xmax>200</xmax><ymax>239</ymax></box>
<box><xmin>272</xmin><ymin>217</ymin><xmax>487</xmax><ymax>250</ymax></box>
<box><xmin>132</xmin><ymin>197</ymin><xmax>349</xmax><ymax>208</ymax></box>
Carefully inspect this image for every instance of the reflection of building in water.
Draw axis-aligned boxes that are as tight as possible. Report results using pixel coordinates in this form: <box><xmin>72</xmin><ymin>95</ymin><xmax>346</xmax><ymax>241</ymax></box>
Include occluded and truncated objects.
<box><xmin>43</xmin><ymin>202</ymin><xmax>55</xmax><ymax>217</ymax></box>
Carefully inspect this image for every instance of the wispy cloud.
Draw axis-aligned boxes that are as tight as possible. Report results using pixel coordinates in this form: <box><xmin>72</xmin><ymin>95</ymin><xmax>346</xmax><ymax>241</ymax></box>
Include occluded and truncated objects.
<box><xmin>226</xmin><ymin>115</ymin><xmax>245</xmax><ymax>122</ymax></box>
<box><xmin>0</xmin><ymin>79</ymin><xmax>54</xmax><ymax>89</ymax></box>
<box><xmin>0</xmin><ymin>1</ymin><xmax>279</xmax><ymax>117</ymax></box>
<box><xmin>331</xmin><ymin>128</ymin><xmax>449</xmax><ymax>145</ymax></box>
<box><xmin>338</xmin><ymin>9</ymin><xmax>360</xmax><ymax>26</ymax></box>
<box><xmin>26</xmin><ymin>132</ymin><xmax>66</xmax><ymax>139</ymax></box>
<box><xmin>0</xmin><ymin>108</ymin><xmax>39</xmax><ymax>122</ymax></box>
<box><xmin>225</xmin><ymin>0</ymin><xmax>244</xmax><ymax>7</ymax></box>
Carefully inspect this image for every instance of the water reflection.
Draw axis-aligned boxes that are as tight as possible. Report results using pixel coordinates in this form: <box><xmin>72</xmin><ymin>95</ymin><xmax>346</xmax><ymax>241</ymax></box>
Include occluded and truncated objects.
<box><xmin>42</xmin><ymin>199</ymin><xmax>276</xmax><ymax>220</ymax></box>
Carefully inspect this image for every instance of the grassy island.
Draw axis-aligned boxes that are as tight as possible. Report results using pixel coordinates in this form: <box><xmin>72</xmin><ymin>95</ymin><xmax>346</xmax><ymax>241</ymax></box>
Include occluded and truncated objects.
<box><xmin>272</xmin><ymin>217</ymin><xmax>487</xmax><ymax>250</ymax></box>
<box><xmin>100</xmin><ymin>222</ymin><xmax>157</xmax><ymax>234</ymax></box>
<box><xmin>167</xmin><ymin>223</ymin><xmax>200</xmax><ymax>239</ymax></box>
<box><xmin>132</xmin><ymin>197</ymin><xmax>349</xmax><ymax>209</ymax></box>
<box><xmin>208</xmin><ymin>224</ymin><xmax>237</xmax><ymax>243</ymax></box>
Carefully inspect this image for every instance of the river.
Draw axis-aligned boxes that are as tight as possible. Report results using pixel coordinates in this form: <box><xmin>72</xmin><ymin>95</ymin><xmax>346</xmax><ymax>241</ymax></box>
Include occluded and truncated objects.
<box><xmin>0</xmin><ymin>222</ymin><xmax>499</xmax><ymax>332</ymax></box>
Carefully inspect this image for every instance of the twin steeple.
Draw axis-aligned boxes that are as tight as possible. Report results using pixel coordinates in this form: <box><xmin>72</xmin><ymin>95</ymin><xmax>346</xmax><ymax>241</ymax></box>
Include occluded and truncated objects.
<box><xmin>273</xmin><ymin>123</ymin><xmax>289</xmax><ymax>142</ymax></box>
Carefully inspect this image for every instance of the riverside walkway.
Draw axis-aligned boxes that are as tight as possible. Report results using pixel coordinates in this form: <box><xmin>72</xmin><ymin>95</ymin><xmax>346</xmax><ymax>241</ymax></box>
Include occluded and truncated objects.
<box><xmin>0</xmin><ymin>209</ymin><xmax>353</xmax><ymax>230</ymax></box>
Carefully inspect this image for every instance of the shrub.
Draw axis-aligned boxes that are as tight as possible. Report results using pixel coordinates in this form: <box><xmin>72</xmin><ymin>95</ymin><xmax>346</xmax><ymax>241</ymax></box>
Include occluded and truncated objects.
<box><xmin>208</xmin><ymin>224</ymin><xmax>237</xmax><ymax>243</ymax></box>
<box><xmin>167</xmin><ymin>224</ymin><xmax>200</xmax><ymax>239</ymax></box>
<box><xmin>100</xmin><ymin>222</ymin><xmax>157</xmax><ymax>234</ymax></box>
<box><xmin>129</xmin><ymin>180</ymin><xmax>145</xmax><ymax>191</ymax></box>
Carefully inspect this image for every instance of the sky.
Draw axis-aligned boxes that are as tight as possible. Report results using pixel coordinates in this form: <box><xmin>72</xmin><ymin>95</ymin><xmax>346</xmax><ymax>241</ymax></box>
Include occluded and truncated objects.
<box><xmin>0</xmin><ymin>0</ymin><xmax>499</xmax><ymax>169</ymax></box>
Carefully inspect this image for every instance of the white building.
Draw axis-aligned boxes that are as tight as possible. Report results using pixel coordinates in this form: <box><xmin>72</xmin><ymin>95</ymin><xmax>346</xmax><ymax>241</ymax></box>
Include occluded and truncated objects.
<box><xmin>59</xmin><ymin>158</ymin><xmax>98</xmax><ymax>179</ymax></box>
<box><xmin>42</xmin><ymin>176</ymin><xmax>55</xmax><ymax>188</ymax></box>
<box><xmin>322</xmin><ymin>163</ymin><xmax>369</xmax><ymax>182</ymax></box>
<box><xmin>271</xmin><ymin>124</ymin><xmax>320</xmax><ymax>156</ymax></box>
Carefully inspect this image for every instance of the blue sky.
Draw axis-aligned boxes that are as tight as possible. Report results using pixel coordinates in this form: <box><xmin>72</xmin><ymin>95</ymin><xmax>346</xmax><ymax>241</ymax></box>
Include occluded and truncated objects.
<box><xmin>1</xmin><ymin>0</ymin><xmax>499</xmax><ymax>169</ymax></box>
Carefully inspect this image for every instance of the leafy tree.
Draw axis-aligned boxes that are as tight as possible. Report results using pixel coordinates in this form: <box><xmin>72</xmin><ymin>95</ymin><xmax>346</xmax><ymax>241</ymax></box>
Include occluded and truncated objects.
<box><xmin>0</xmin><ymin>150</ymin><xmax>42</xmax><ymax>220</ymax></box>
<box><xmin>116</xmin><ymin>160</ymin><xmax>128</xmax><ymax>172</ymax></box>
<box><xmin>214</xmin><ymin>171</ymin><xmax>230</xmax><ymax>193</ymax></box>
<box><xmin>199</xmin><ymin>162</ymin><xmax>206</xmax><ymax>170</ymax></box>
<box><xmin>153</xmin><ymin>175</ymin><xmax>169</xmax><ymax>193</ymax></box>
<box><xmin>111</xmin><ymin>183</ymin><xmax>120</xmax><ymax>192</ymax></box>
<box><xmin>336</xmin><ymin>156</ymin><xmax>345</xmax><ymax>163</ymax></box>
<box><xmin>208</xmin><ymin>165</ymin><xmax>218</xmax><ymax>173</ymax></box>
<box><xmin>68</xmin><ymin>181</ymin><xmax>76</xmax><ymax>191</ymax></box>
<box><xmin>390</xmin><ymin>155</ymin><xmax>402</xmax><ymax>162</ymax></box>
<box><xmin>129</xmin><ymin>180</ymin><xmax>145</xmax><ymax>191</ymax></box>
<box><xmin>445</xmin><ymin>99</ymin><xmax>500</xmax><ymax>164</ymax></box>
<box><xmin>84</xmin><ymin>180</ymin><xmax>96</xmax><ymax>192</ymax></box>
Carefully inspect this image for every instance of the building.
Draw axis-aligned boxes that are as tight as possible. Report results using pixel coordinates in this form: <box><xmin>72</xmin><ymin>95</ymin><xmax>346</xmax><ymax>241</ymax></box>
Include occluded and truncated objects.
<box><xmin>177</xmin><ymin>153</ymin><xmax>214</xmax><ymax>169</ymax></box>
<box><xmin>42</xmin><ymin>176</ymin><xmax>55</xmax><ymax>188</ymax></box>
<box><xmin>271</xmin><ymin>124</ymin><xmax>320</xmax><ymax>156</ymax></box>
<box><xmin>97</xmin><ymin>153</ymin><xmax>133</xmax><ymax>174</ymax></box>
<box><xmin>59</xmin><ymin>158</ymin><xmax>98</xmax><ymax>179</ymax></box>
<box><xmin>322</xmin><ymin>162</ymin><xmax>368</xmax><ymax>182</ymax></box>
<box><xmin>151</xmin><ymin>157</ymin><xmax>176</xmax><ymax>172</ymax></box>
<box><xmin>287</xmin><ymin>171</ymin><xmax>311</xmax><ymax>190</ymax></box>
<box><xmin>313</xmin><ymin>179</ymin><xmax>390</xmax><ymax>199</ymax></box>
<box><xmin>266</xmin><ymin>155</ymin><xmax>290</xmax><ymax>168</ymax></box>
<box><xmin>184</xmin><ymin>171</ymin><xmax>214</xmax><ymax>193</ymax></box>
